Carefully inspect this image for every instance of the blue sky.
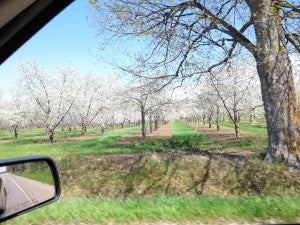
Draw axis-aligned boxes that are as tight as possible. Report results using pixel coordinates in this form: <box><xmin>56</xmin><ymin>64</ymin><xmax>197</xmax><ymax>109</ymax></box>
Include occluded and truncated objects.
<box><xmin>0</xmin><ymin>0</ymin><xmax>117</xmax><ymax>97</ymax></box>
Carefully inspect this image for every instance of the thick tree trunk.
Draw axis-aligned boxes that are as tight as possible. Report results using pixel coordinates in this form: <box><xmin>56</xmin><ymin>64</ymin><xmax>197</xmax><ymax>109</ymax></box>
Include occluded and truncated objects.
<box><xmin>248</xmin><ymin>0</ymin><xmax>300</xmax><ymax>170</ymax></box>
<box><xmin>68</xmin><ymin>127</ymin><xmax>72</xmax><ymax>132</ymax></box>
<box><xmin>257</xmin><ymin>58</ymin><xmax>300</xmax><ymax>169</ymax></box>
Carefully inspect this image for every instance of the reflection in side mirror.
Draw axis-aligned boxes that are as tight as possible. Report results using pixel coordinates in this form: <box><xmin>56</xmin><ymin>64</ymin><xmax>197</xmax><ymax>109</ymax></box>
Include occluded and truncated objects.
<box><xmin>0</xmin><ymin>156</ymin><xmax>60</xmax><ymax>222</ymax></box>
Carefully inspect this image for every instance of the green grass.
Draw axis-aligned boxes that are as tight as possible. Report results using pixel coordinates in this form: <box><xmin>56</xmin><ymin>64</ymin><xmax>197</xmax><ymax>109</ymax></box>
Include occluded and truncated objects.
<box><xmin>209</xmin><ymin>116</ymin><xmax>267</xmax><ymax>124</ymax></box>
<box><xmin>198</xmin><ymin>136</ymin><xmax>268</xmax><ymax>151</ymax></box>
<box><xmin>110</xmin><ymin>120</ymin><xmax>210</xmax><ymax>153</ymax></box>
<box><xmin>210</xmin><ymin>121</ymin><xmax>268</xmax><ymax>135</ymax></box>
<box><xmin>221</xmin><ymin>122</ymin><xmax>268</xmax><ymax>134</ymax></box>
<box><xmin>7</xmin><ymin>196</ymin><xmax>300</xmax><ymax>224</ymax></box>
<box><xmin>12</xmin><ymin>169</ymin><xmax>54</xmax><ymax>185</ymax></box>
<box><xmin>1</xmin><ymin>120</ymin><xmax>300</xmax><ymax>224</ymax></box>
<box><xmin>57</xmin><ymin>154</ymin><xmax>300</xmax><ymax>199</ymax></box>
<box><xmin>0</xmin><ymin>126</ymin><xmax>141</xmax><ymax>158</ymax></box>
<box><xmin>0</xmin><ymin>125</ymin><xmax>128</xmax><ymax>141</ymax></box>
<box><xmin>170</xmin><ymin>120</ymin><xmax>209</xmax><ymax>148</ymax></box>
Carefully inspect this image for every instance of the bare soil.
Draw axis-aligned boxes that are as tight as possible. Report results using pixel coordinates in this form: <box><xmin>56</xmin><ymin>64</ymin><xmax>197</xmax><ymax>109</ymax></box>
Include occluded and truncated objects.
<box><xmin>188</xmin><ymin>122</ymin><xmax>265</xmax><ymax>157</ymax></box>
<box><xmin>115</xmin><ymin>122</ymin><xmax>173</xmax><ymax>145</ymax></box>
<box><xmin>53</xmin><ymin>128</ymin><xmax>130</xmax><ymax>144</ymax></box>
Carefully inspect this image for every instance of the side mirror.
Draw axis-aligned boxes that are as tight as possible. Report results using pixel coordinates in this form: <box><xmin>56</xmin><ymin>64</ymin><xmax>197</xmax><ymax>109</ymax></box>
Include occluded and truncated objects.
<box><xmin>0</xmin><ymin>155</ymin><xmax>60</xmax><ymax>223</ymax></box>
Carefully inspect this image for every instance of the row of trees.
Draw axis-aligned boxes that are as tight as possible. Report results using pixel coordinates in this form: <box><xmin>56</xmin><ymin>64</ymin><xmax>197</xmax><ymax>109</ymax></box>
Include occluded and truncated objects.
<box><xmin>2</xmin><ymin>57</ymin><xmax>298</xmax><ymax>144</ymax></box>
<box><xmin>0</xmin><ymin>60</ymin><xmax>172</xmax><ymax>142</ymax></box>
<box><xmin>89</xmin><ymin>0</ymin><xmax>300</xmax><ymax>170</ymax></box>
<box><xmin>182</xmin><ymin>58</ymin><xmax>264</xmax><ymax>138</ymax></box>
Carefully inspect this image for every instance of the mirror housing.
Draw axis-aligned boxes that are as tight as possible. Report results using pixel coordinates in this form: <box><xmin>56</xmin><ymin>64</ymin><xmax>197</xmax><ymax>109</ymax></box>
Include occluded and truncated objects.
<box><xmin>0</xmin><ymin>155</ymin><xmax>60</xmax><ymax>223</ymax></box>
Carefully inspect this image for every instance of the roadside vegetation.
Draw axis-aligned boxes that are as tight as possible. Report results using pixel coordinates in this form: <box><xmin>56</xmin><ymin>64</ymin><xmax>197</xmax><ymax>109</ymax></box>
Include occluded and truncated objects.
<box><xmin>9</xmin><ymin>196</ymin><xmax>300</xmax><ymax>225</ymax></box>
<box><xmin>3</xmin><ymin>120</ymin><xmax>300</xmax><ymax>224</ymax></box>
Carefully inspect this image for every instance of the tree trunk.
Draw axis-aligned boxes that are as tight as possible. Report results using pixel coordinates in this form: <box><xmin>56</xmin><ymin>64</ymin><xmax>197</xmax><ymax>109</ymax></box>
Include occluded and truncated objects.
<box><xmin>249</xmin><ymin>114</ymin><xmax>253</xmax><ymax>123</ymax></box>
<box><xmin>81</xmin><ymin>124</ymin><xmax>87</xmax><ymax>135</ymax></box>
<box><xmin>14</xmin><ymin>127</ymin><xmax>18</xmax><ymax>139</ymax></box>
<box><xmin>141</xmin><ymin>105</ymin><xmax>146</xmax><ymax>139</ymax></box>
<box><xmin>248</xmin><ymin>0</ymin><xmax>300</xmax><ymax>170</ymax></box>
<box><xmin>234</xmin><ymin>123</ymin><xmax>239</xmax><ymax>138</ymax></box>
<box><xmin>216</xmin><ymin>106</ymin><xmax>220</xmax><ymax>131</ymax></box>
<box><xmin>154</xmin><ymin>119</ymin><xmax>159</xmax><ymax>131</ymax></box>
<box><xmin>257</xmin><ymin>58</ymin><xmax>300</xmax><ymax>168</ymax></box>
<box><xmin>68</xmin><ymin>127</ymin><xmax>72</xmax><ymax>132</ymax></box>
<box><xmin>101</xmin><ymin>125</ymin><xmax>105</xmax><ymax>134</ymax></box>
<box><xmin>233</xmin><ymin>110</ymin><xmax>240</xmax><ymax>138</ymax></box>
<box><xmin>149</xmin><ymin>114</ymin><xmax>153</xmax><ymax>133</ymax></box>
<box><xmin>208</xmin><ymin>117</ymin><xmax>212</xmax><ymax>128</ymax></box>
<box><xmin>48</xmin><ymin>129</ymin><xmax>54</xmax><ymax>143</ymax></box>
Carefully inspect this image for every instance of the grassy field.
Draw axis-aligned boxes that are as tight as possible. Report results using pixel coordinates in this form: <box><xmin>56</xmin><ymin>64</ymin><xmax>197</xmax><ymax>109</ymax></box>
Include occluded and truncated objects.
<box><xmin>2</xmin><ymin>120</ymin><xmax>300</xmax><ymax>224</ymax></box>
<box><xmin>0</xmin><ymin>126</ymin><xmax>141</xmax><ymax>158</ymax></box>
<box><xmin>215</xmin><ymin>115</ymin><xmax>267</xmax><ymax>124</ymax></box>
<box><xmin>218</xmin><ymin>121</ymin><xmax>267</xmax><ymax>134</ymax></box>
<box><xmin>0</xmin><ymin>125</ymin><xmax>126</xmax><ymax>141</ymax></box>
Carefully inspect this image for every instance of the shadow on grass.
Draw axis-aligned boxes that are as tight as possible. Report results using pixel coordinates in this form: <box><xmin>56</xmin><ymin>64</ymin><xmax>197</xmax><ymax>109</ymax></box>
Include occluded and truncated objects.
<box><xmin>58</xmin><ymin>150</ymin><xmax>300</xmax><ymax>199</ymax></box>
<box><xmin>109</xmin><ymin>133</ymin><xmax>211</xmax><ymax>154</ymax></box>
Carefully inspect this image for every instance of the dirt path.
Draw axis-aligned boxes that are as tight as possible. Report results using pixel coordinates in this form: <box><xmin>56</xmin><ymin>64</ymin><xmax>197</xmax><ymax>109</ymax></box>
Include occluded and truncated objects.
<box><xmin>188</xmin><ymin>122</ymin><xmax>265</xmax><ymax>140</ymax></box>
<box><xmin>187</xmin><ymin>122</ymin><xmax>265</xmax><ymax>157</ymax></box>
<box><xmin>53</xmin><ymin>128</ymin><xmax>130</xmax><ymax>144</ymax></box>
<box><xmin>115</xmin><ymin>121</ymin><xmax>174</xmax><ymax>145</ymax></box>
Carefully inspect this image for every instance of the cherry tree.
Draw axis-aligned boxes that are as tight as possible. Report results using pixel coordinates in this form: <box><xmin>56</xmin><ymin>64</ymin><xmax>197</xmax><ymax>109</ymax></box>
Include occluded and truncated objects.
<box><xmin>209</xmin><ymin>60</ymin><xmax>261</xmax><ymax>138</ymax></box>
<box><xmin>15</xmin><ymin>59</ymin><xmax>79</xmax><ymax>143</ymax></box>
<box><xmin>3</xmin><ymin>91</ymin><xmax>33</xmax><ymax>138</ymax></box>
<box><xmin>90</xmin><ymin>0</ymin><xmax>300</xmax><ymax>169</ymax></box>
<box><xmin>122</xmin><ymin>77</ymin><xmax>172</xmax><ymax>138</ymax></box>
<box><xmin>75</xmin><ymin>74</ymin><xmax>117</xmax><ymax>135</ymax></box>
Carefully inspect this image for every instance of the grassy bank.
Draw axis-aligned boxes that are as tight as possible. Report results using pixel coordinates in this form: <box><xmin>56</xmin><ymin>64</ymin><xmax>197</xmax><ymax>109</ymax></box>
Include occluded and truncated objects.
<box><xmin>7</xmin><ymin>196</ymin><xmax>300</xmax><ymax>224</ymax></box>
<box><xmin>2</xmin><ymin>120</ymin><xmax>300</xmax><ymax>225</ymax></box>
<box><xmin>58</xmin><ymin>154</ymin><xmax>300</xmax><ymax>199</ymax></box>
